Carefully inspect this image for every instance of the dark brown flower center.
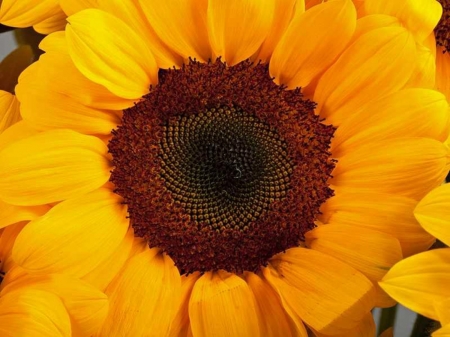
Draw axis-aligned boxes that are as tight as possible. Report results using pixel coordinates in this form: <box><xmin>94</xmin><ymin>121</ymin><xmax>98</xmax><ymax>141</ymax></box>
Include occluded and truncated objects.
<box><xmin>108</xmin><ymin>59</ymin><xmax>336</xmax><ymax>274</ymax></box>
<box><xmin>436</xmin><ymin>0</ymin><xmax>450</xmax><ymax>52</ymax></box>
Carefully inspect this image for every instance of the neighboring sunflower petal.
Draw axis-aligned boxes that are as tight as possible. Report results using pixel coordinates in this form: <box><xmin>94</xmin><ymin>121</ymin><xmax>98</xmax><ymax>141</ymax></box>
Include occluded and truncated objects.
<box><xmin>313</xmin><ymin>312</ymin><xmax>376</xmax><ymax>337</ymax></box>
<box><xmin>32</xmin><ymin>10</ymin><xmax>67</xmax><ymax>34</ymax></box>
<box><xmin>0</xmin><ymin>91</ymin><xmax>20</xmax><ymax>133</ymax></box>
<box><xmin>414</xmin><ymin>184</ymin><xmax>450</xmax><ymax>246</ymax></box>
<box><xmin>0</xmin><ymin>0</ymin><xmax>63</xmax><ymax>29</ymax></box>
<box><xmin>169</xmin><ymin>272</ymin><xmax>201</xmax><ymax>337</ymax></box>
<box><xmin>99</xmin><ymin>248</ymin><xmax>181</xmax><ymax>337</ymax></box>
<box><xmin>0</xmin><ymin>200</ymin><xmax>49</xmax><ymax>229</ymax></box>
<box><xmin>189</xmin><ymin>270</ymin><xmax>260</xmax><ymax>337</ymax></box>
<box><xmin>0</xmin><ymin>289</ymin><xmax>71</xmax><ymax>337</ymax></box>
<box><xmin>2</xmin><ymin>274</ymin><xmax>108</xmax><ymax>337</ymax></box>
<box><xmin>320</xmin><ymin>191</ymin><xmax>435</xmax><ymax>258</ymax></box>
<box><xmin>305</xmin><ymin>225</ymin><xmax>401</xmax><ymax>307</ymax></box>
<box><xmin>207</xmin><ymin>0</ymin><xmax>275</xmax><ymax>65</ymax></box>
<box><xmin>253</xmin><ymin>0</ymin><xmax>298</xmax><ymax>63</ymax></box>
<box><xmin>434</xmin><ymin>324</ymin><xmax>450</xmax><ymax>337</ymax></box>
<box><xmin>12</xmin><ymin>188</ymin><xmax>129</xmax><ymax>277</ymax></box>
<box><xmin>364</xmin><ymin>0</ymin><xmax>442</xmax><ymax>42</ymax></box>
<box><xmin>436</xmin><ymin>48</ymin><xmax>450</xmax><ymax>102</ymax></box>
<box><xmin>380</xmin><ymin>249</ymin><xmax>450</xmax><ymax>320</ymax></box>
<box><xmin>331</xmin><ymin>88</ymin><xmax>450</xmax><ymax>156</ymax></box>
<box><xmin>0</xmin><ymin>120</ymin><xmax>39</xmax><ymax>152</ymax></box>
<box><xmin>97</xmin><ymin>0</ymin><xmax>182</xmax><ymax>68</ymax></box>
<box><xmin>81</xmin><ymin>227</ymin><xmax>134</xmax><ymax>291</ymax></box>
<box><xmin>138</xmin><ymin>0</ymin><xmax>210</xmax><ymax>62</ymax></box>
<box><xmin>270</xmin><ymin>0</ymin><xmax>356</xmax><ymax>89</ymax></box>
<box><xmin>59</xmin><ymin>0</ymin><xmax>99</xmax><ymax>16</ymax></box>
<box><xmin>315</xmin><ymin>26</ymin><xmax>416</xmax><ymax>125</ymax></box>
<box><xmin>0</xmin><ymin>222</ymin><xmax>26</xmax><ymax>272</ymax></box>
<box><xmin>244</xmin><ymin>272</ymin><xmax>308</xmax><ymax>337</ymax></box>
<box><xmin>405</xmin><ymin>42</ymin><xmax>436</xmax><ymax>88</ymax></box>
<box><xmin>331</xmin><ymin>138</ymin><xmax>449</xmax><ymax>200</ymax></box>
<box><xmin>0</xmin><ymin>129</ymin><xmax>110</xmax><ymax>206</ymax></box>
<box><xmin>16</xmin><ymin>62</ymin><xmax>122</xmax><ymax>135</ymax></box>
<box><xmin>263</xmin><ymin>247</ymin><xmax>375</xmax><ymax>335</ymax></box>
<box><xmin>353</xmin><ymin>14</ymin><xmax>401</xmax><ymax>42</ymax></box>
<box><xmin>435</xmin><ymin>297</ymin><xmax>450</xmax><ymax>326</ymax></box>
<box><xmin>66</xmin><ymin>9</ymin><xmax>158</xmax><ymax>99</ymax></box>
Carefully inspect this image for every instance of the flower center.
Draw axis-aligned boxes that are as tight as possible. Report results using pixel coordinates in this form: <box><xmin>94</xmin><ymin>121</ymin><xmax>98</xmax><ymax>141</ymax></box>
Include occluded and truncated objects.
<box><xmin>108</xmin><ymin>59</ymin><xmax>336</xmax><ymax>274</ymax></box>
<box><xmin>436</xmin><ymin>0</ymin><xmax>450</xmax><ymax>52</ymax></box>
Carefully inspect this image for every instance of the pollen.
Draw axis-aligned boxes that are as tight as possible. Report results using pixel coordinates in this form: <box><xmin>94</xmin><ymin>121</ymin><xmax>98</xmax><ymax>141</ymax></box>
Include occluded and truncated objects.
<box><xmin>108</xmin><ymin>59</ymin><xmax>336</xmax><ymax>274</ymax></box>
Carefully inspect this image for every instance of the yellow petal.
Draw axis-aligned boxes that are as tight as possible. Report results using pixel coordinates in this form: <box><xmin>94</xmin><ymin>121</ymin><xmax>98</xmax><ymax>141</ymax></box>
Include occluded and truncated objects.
<box><xmin>59</xmin><ymin>0</ymin><xmax>98</xmax><ymax>15</ymax></box>
<box><xmin>0</xmin><ymin>129</ymin><xmax>110</xmax><ymax>206</ymax></box>
<box><xmin>0</xmin><ymin>222</ymin><xmax>26</xmax><ymax>272</ymax></box>
<box><xmin>405</xmin><ymin>42</ymin><xmax>436</xmax><ymax>88</ymax></box>
<box><xmin>381</xmin><ymin>249</ymin><xmax>450</xmax><ymax>320</ymax></box>
<box><xmin>364</xmin><ymin>0</ymin><xmax>442</xmax><ymax>42</ymax></box>
<box><xmin>320</xmin><ymin>191</ymin><xmax>435</xmax><ymax>257</ymax></box>
<box><xmin>189</xmin><ymin>270</ymin><xmax>260</xmax><ymax>337</ymax></box>
<box><xmin>66</xmin><ymin>9</ymin><xmax>158</xmax><ymax>99</ymax></box>
<box><xmin>0</xmin><ymin>91</ymin><xmax>20</xmax><ymax>133</ymax></box>
<box><xmin>253</xmin><ymin>0</ymin><xmax>298</xmax><ymax>63</ymax></box>
<box><xmin>315</xmin><ymin>26</ymin><xmax>416</xmax><ymax>126</ymax></box>
<box><xmin>2</xmin><ymin>273</ymin><xmax>108</xmax><ymax>337</ymax></box>
<box><xmin>32</xmin><ymin>10</ymin><xmax>67</xmax><ymax>34</ymax></box>
<box><xmin>16</xmin><ymin>62</ymin><xmax>122</xmax><ymax>135</ymax></box>
<box><xmin>0</xmin><ymin>199</ymin><xmax>49</xmax><ymax>229</ymax></box>
<box><xmin>313</xmin><ymin>312</ymin><xmax>376</xmax><ymax>337</ymax></box>
<box><xmin>97</xmin><ymin>0</ymin><xmax>182</xmax><ymax>68</ymax></box>
<box><xmin>138</xmin><ymin>0</ymin><xmax>211</xmax><ymax>62</ymax></box>
<box><xmin>436</xmin><ymin>48</ymin><xmax>450</xmax><ymax>102</ymax></box>
<box><xmin>0</xmin><ymin>0</ymin><xmax>62</xmax><ymax>28</ymax></box>
<box><xmin>244</xmin><ymin>272</ymin><xmax>307</xmax><ymax>337</ymax></box>
<box><xmin>434</xmin><ymin>324</ymin><xmax>450</xmax><ymax>337</ymax></box>
<box><xmin>353</xmin><ymin>15</ymin><xmax>401</xmax><ymax>42</ymax></box>
<box><xmin>207</xmin><ymin>0</ymin><xmax>274</xmax><ymax>65</ymax></box>
<box><xmin>263</xmin><ymin>247</ymin><xmax>375</xmax><ymax>335</ymax></box>
<box><xmin>169</xmin><ymin>272</ymin><xmax>201</xmax><ymax>337</ymax></box>
<box><xmin>82</xmin><ymin>227</ymin><xmax>134</xmax><ymax>291</ymax></box>
<box><xmin>331</xmin><ymin>138</ymin><xmax>449</xmax><ymax>200</ymax></box>
<box><xmin>331</xmin><ymin>89</ymin><xmax>450</xmax><ymax>156</ymax></box>
<box><xmin>12</xmin><ymin>188</ymin><xmax>129</xmax><ymax>277</ymax></box>
<box><xmin>270</xmin><ymin>0</ymin><xmax>356</xmax><ymax>89</ymax></box>
<box><xmin>0</xmin><ymin>289</ymin><xmax>71</xmax><ymax>337</ymax></box>
<box><xmin>305</xmin><ymin>225</ymin><xmax>401</xmax><ymax>308</ymax></box>
<box><xmin>0</xmin><ymin>120</ymin><xmax>39</xmax><ymax>153</ymax></box>
<box><xmin>99</xmin><ymin>248</ymin><xmax>181</xmax><ymax>337</ymax></box>
<box><xmin>435</xmin><ymin>297</ymin><xmax>450</xmax><ymax>326</ymax></box>
<box><xmin>414</xmin><ymin>184</ymin><xmax>450</xmax><ymax>246</ymax></box>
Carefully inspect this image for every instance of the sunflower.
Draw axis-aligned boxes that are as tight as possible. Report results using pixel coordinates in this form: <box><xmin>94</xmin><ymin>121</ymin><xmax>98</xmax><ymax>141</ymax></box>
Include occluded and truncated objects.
<box><xmin>380</xmin><ymin>183</ymin><xmax>450</xmax><ymax>337</ymax></box>
<box><xmin>0</xmin><ymin>0</ymin><xmax>66</xmax><ymax>34</ymax></box>
<box><xmin>1</xmin><ymin>0</ymin><xmax>449</xmax><ymax>335</ymax></box>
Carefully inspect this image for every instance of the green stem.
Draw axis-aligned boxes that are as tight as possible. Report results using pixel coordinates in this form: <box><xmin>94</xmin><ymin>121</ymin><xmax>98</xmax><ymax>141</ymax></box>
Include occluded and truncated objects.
<box><xmin>378</xmin><ymin>305</ymin><xmax>398</xmax><ymax>335</ymax></box>
<box><xmin>410</xmin><ymin>314</ymin><xmax>439</xmax><ymax>337</ymax></box>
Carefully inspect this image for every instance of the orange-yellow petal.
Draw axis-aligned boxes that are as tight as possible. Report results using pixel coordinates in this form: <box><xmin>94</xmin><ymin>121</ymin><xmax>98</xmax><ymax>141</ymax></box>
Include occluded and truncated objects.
<box><xmin>313</xmin><ymin>312</ymin><xmax>376</xmax><ymax>337</ymax></box>
<box><xmin>0</xmin><ymin>289</ymin><xmax>71</xmax><ymax>337</ymax></box>
<box><xmin>435</xmin><ymin>297</ymin><xmax>450</xmax><ymax>326</ymax></box>
<box><xmin>0</xmin><ymin>129</ymin><xmax>110</xmax><ymax>206</ymax></box>
<box><xmin>364</xmin><ymin>0</ymin><xmax>442</xmax><ymax>42</ymax></box>
<box><xmin>379</xmin><ymin>327</ymin><xmax>394</xmax><ymax>337</ymax></box>
<box><xmin>82</xmin><ymin>227</ymin><xmax>134</xmax><ymax>291</ymax></box>
<box><xmin>253</xmin><ymin>0</ymin><xmax>298</xmax><ymax>63</ymax></box>
<box><xmin>99</xmin><ymin>248</ymin><xmax>181</xmax><ymax>337</ymax></box>
<box><xmin>380</xmin><ymin>249</ymin><xmax>450</xmax><ymax>320</ymax></box>
<box><xmin>207</xmin><ymin>0</ymin><xmax>274</xmax><ymax>65</ymax></box>
<box><xmin>138</xmin><ymin>0</ymin><xmax>210</xmax><ymax>62</ymax></box>
<box><xmin>263</xmin><ymin>247</ymin><xmax>375</xmax><ymax>335</ymax></box>
<box><xmin>59</xmin><ymin>0</ymin><xmax>98</xmax><ymax>16</ymax></box>
<box><xmin>305</xmin><ymin>225</ymin><xmax>401</xmax><ymax>307</ymax></box>
<box><xmin>331</xmin><ymin>138</ymin><xmax>449</xmax><ymax>200</ymax></box>
<box><xmin>2</xmin><ymin>273</ymin><xmax>108</xmax><ymax>337</ymax></box>
<box><xmin>32</xmin><ymin>10</ymin><xmax>66</xmax><ymax>34</ymax></box>
<box><xmin>320</xmin><ymin>191</ymin><xmax>435</xmax><ymax>257</ymax></box>
<box><xmin>12</xmin><ymin>188</ymin><xmax>128</xmax><ymax>277</ymax></box>
<box><xmin>189</xmin><ymin>270</ymin><xmax>260</xmax><ymax>337</ymax></box>
<box><xmin>244</xmin><ymin>272</ymin><xmax>307</xmax><ymax>337</ymax></box>
<box><xmin>0</xmin><ymin>222</ymin><xmax>26</xmax><ymax>272</ymax></box>
<box><xmin>0</xmin><ymin>0</ymin><xmax>62</xmax><ymax>28</ymax></box>
<box><xmin>414</xmin><ymin>183</ymin><xmax>450</xmax><ymax>246</ymax></box>
<box><xmin>315</xmin><ymin>26</ymin><xmax>416</xmax><ymax>125</ymax></box>
<box><xmin>436</xmin><ymin>48</ymin><xmax>450</xmax><ymax>102</ymax></box>
<box><xmin>405</xmin><ymin>41</ymin><xmax>436</xmax><ymax>88</ymax></box>
<box><xmin>66</xmin><ymin>9</ymin><xmax>158</xmax><ymax>99</ymax></box>
<box><xmin>0</xmin><ymin>200</ymin><xmax>49</xmax><ymax>230</ymax></box>
<box><xmin>270</xmin><ymin>0</ymin><xmax>356</xmax><ymax>89</ymax></box>
<box><xmin>434</xmin><ymin>324</ymin><xmax>450</xmax><ymax>337</ymax></box>
<box><xmin>331</xmin><ymin>89</ymin><xmax>450</xmax><ymax>156</ymax></box>
<box><xmin>0</xmin><ymin>120</ymin><xmax>39</xmax><ymax>152</ymax></box>
<box><xmin>0</xmin><ymin>91</ymin><xmax>20</xmax><ymax>133</ymax></box>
